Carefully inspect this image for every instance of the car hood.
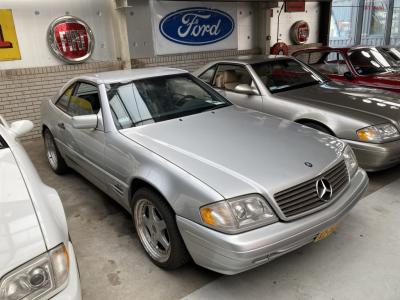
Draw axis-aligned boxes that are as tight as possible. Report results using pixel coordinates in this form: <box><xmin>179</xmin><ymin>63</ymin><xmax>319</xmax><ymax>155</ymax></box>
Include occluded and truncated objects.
<box><xmin>277</xmin><ymin>82</ymin><xmax>400</xmax><ymax>125</ymax></box>
<box><xmin>121</xmin><ymin>106</ymin><xmax>344</xmax><ymax>201</ymax></box>
<box><xmin>0</xmin><ymin>148</ymin><xmax>46</xmax><ymax>277</ymax></box>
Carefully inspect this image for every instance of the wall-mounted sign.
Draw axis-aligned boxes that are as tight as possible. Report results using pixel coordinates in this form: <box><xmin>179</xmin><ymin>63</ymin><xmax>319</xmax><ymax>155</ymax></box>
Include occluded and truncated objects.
<box><xmin>0</xmin><ymin>9</ymin><xmax>21</xmax><ymax>61</ymax></box>
<box><xmin>151</xmin><ymin>2</ymin><xmax>237</xmax><ymax>55</ymax></box>
<box><xmin>290</xmin><ymin>20</ymin><xmax>309</xmax><ymax>45</ymax></box>
<box><xmin>47</xmin><ymin>16</ymin><xmax>94</xmax><ymax>64</ymax></box>
<box><xmin>285</xmin><ymin>1</ymin><xmax>306</xmax><ymax>13</ymax></box>
<box><xmin>159</xmin><ymin>8</ymin><xmax>235</xmax><ymax>46</ymax></box>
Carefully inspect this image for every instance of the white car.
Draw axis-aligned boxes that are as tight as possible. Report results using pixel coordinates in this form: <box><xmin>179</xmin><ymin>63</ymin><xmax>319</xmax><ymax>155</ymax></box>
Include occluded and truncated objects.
<box><xmin>0</xmin><ymin>117</ymin><xmax>81</xmax><ymax>300</ymax></box>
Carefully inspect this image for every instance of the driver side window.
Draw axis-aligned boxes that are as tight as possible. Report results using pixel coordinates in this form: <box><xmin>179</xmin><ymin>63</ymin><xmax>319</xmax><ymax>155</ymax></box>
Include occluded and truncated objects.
<box><xmin>213</xmin><ymin>64</ymin><xmax>254</xmax><ymax>92</ymax></box>
<box><xmin>68</xmin><ymin>82</ymin><xmax>101</xmax><ymax>116</ymax></box>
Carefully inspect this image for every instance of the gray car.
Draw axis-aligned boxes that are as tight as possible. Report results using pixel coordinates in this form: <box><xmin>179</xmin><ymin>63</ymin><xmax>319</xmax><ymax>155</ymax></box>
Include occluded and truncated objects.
<box><xmin>41</xmin><ymin>68</ymin><xmax>368</xmax><ymax>275</ymax></box>
<box><xmin>194</xmin><ymin>56</ymin><xmax>400</xmax><ymax>171</ymax></box>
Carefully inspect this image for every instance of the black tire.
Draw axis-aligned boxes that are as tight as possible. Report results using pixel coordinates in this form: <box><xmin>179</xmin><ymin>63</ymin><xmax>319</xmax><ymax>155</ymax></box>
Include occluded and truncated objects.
<box><xmin>132</xmin><ymin>187</ymin><xmax>190</xmax><ymax>270</ymax></box>
<box><xmin>43</xmin><ymin>128</ymin><xmax>68</xmax><ymax>175</ymax></box>
<box><xmin>302</xmin><ymin>122</ymin><xmax>334</xmax><ymax>136</ymax></box>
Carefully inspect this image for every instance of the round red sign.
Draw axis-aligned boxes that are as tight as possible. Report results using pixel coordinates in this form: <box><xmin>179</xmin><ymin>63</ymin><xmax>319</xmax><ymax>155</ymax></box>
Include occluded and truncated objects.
<box><xmin>290</xmin><ymin>21</ymin><xmax>310</xmax><ymax>45</ymax></box>
<box><xmin>47</xmin><ymin>16</ymin><xmax>94</xmax><ymax>63</ymax></box>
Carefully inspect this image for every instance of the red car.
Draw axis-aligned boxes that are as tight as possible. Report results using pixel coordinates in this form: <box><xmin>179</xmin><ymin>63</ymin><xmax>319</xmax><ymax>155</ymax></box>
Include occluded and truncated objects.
<box><xmin>292</xmin><ymin>46</ymin><xmax>400</xmax><ymax>93</ymax></box>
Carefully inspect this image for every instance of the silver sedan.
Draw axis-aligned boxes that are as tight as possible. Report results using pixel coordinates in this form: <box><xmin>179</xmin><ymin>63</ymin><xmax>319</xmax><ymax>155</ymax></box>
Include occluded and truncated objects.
<box><xmin>41</xmin><ymin>68</ymin><xmax>368</xmax><ymax>274</ymax></box>
<box><xmin>194</xmin><ymin>56</ymin><xmax>400</xmax><ymax>171</ymax></box>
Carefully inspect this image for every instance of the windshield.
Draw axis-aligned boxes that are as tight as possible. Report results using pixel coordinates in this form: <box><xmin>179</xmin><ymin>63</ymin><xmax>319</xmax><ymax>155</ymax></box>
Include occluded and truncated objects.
<box><xmin>348</xmin><ymin>48</ymin><xmax>396</xmax><ymax>75</ymax></box>
<box><xmin>252</xmin><ymin>59</ymin><xmax>323</xmax><ymax>93</ymax></box>
<box><xmin>378</xmin><ymin>47</ymin><xmax>400</xmax><ymax>64</ymax></box>
<box><xmin>106</xmin><ymin>74</ymin><xmax>230</xmax><ymax>129</ymax></box>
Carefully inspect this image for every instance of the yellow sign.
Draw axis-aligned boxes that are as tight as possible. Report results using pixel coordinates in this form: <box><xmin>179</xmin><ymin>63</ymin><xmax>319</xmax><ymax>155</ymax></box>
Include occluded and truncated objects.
<box><xmin>0</xmin><ymin>9</ymin><xmax>21</xmax><ymax>61</ymax></box>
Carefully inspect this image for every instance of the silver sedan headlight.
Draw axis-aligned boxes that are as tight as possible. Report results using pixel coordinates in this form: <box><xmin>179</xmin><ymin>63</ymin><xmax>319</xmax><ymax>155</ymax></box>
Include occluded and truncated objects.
<box><xmin>343</xmin><ymin>145</ymin><xmax>358</xmax><ymax>178</ymax></box>
<box><xmin>200</xmin><ymin>194</ymin><xmax>278</xmax><ymax>234</ymax></box>
<box><xmin>0</xmin><ymin>244</ymin><xmax>69</xmax><ymax>300</ymax></box>
<box><xmin>357</xmin><ymin>124</ymin><xmax>400</xmax><ymax>143</ymax></box>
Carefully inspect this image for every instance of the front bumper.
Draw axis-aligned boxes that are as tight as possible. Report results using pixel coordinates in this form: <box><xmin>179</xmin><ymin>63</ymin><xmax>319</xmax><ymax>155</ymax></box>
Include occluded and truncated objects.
<box><xmin>344</xmin><ymin>139</ymin><xmax>400</xmax><ymax>172</ymax></box>
<box><xmin>177</xmin><ymin>169</ymin><xmax>368</xmax><ymax>275</ymax></box>
<box><xmin>51</xmin><ymin>241</ymin><xmax>82</xmax><ymax>299</ymax></box>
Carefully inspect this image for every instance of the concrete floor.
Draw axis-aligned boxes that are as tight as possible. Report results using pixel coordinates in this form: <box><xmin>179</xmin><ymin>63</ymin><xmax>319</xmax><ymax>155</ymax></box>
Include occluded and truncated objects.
<box><xmin>23</xmin><ymin>139</ymin><xmax>400</xmax><ymax>300</ymax></box>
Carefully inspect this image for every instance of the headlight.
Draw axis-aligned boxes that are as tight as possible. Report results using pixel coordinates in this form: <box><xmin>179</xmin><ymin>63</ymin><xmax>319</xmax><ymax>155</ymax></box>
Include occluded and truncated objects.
<box><xmin>200</xmin><ymin>194</ymin><xmax>278</xmax><ymax>234</ymax></box>
<box><xmin>0</xmin><ymin>244</ymin><xmax>69</xmax><ymax>300</ymax></box>
<box><xmin>343</xmin><ymin>145</ymin><xmax>358</xmax><ymax>178</ymax></box>
<box><xmin>357</xmin><ymin>124</ymin><xmax>400</xmax><ymax>143</ymax></box>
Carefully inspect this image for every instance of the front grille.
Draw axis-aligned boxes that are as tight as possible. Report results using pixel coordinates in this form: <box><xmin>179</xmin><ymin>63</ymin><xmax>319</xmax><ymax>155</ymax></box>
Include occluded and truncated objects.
<box><xmin>274</xmin><ymin>160</ymin><xmax>349</xmax><ymax>218</ymax></box>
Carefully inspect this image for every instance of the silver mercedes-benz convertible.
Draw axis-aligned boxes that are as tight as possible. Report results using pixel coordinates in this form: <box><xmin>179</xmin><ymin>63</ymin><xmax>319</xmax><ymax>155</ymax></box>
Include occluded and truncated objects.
<box><xmin>194</xmin><ymin>56</ymin><xmax>400</xmax><ymax>171</ymax></box>
<box><xmin>41</xmin><ymin>68</ymin><xmax>368</xmax><ymax>274</ymax></box>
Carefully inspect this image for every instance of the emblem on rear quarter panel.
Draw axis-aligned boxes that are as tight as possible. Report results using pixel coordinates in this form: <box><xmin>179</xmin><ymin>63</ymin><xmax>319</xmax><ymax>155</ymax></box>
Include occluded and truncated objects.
<box><xmin>159</xmin><ymin>7</ymin><xmax>235</xmax><ymax>46</ymax></box>
<box><xmin>47</xmin><ymin>16</ymin><xmax>94</xmax><ymax>64</ymax></box>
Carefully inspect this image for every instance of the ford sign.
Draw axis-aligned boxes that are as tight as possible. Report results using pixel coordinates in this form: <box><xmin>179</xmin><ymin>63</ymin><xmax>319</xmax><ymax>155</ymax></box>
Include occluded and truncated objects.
<box><xmin>159</xmin><ymin>7</ymin><xmax>235</xmax><ymax>46</ymax></box>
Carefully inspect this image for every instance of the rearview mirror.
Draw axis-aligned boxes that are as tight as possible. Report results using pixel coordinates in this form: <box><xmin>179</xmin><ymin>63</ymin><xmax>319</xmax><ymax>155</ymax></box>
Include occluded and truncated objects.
<box><xmin>343</xmin><ymin>71</ymin><xmax>354</xmax><ymax>80</ymax></box>
<box><xmin>234</xmin><ymin>84</ymin><xmax>260</xmax><ymax>96</ymax></box>
<box><xmin>72</xmin><ymin>115</ymin><xmax>98</xmax><ymax>129</ymax></box>
<box><xmin>9</xmin><ymin>120</ymin><xmax>34</xmax><ymax>138</ymax></box>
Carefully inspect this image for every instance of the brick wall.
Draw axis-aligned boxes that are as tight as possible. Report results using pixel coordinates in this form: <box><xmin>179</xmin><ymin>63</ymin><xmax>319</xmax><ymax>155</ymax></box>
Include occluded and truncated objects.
<box><xmin>0</xmin><ymin>61</ymin><xmax>122</xmax><ymax>140</ymax></box>
<box><xmin>132</xmin><ymin>48</ymin><xmax>261</xmax><ymax>71</ymax></box>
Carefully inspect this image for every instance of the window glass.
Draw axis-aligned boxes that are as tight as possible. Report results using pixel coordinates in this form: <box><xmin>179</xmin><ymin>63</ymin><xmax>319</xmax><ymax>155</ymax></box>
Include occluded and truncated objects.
<box><xmin>0</xmin><ymin>135</ymin><xmax>6</xmax><ymax>149</ymax></box>
<box><xmin>106</xmin><ymin>74</ymin><xmax>230</xmax><ymax>129</ymax></box>
<box><xmin>213</xmin><ymin>65</ymin><xmax>253</xmax><ymax>91</ymax></box>
<box><xmin>56</xmin><ymin>84</ymin><xmax>75</xmax><ymax>112</ymax></box>
<box><xmin>307</xmin><ymin>51</ymin><xmax>350</xmax><ymax>75</ymax></box>
<box><xmin>252</xmin><ymin>59</ymin><xmax>323</xmax><ymax>93</ymax></box>
<box><xmin>348</xmin><ymin>48</ymin><xmax>393</xmax><ymax>74</ymax></box>
<box><xmin>199</xmin><ymin>66</ymin><xmax>217</xmax><ymax>84</ymax></box>
<box><xmin>69</xmin><ymin>82</ymin><xmax>100</xmax><ymax>116</ymax></box>
<box><xmin>293</xmin><ymin>52</ymin><xmax>310</xmax><ymax>64</ymax></box>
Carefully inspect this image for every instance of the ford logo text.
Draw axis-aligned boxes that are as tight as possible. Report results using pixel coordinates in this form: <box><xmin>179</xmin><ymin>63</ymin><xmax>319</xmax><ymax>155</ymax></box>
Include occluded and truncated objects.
<box><xmin>159</xmin><ymin>7</ymin><xmax>235</xmax><ymax>46</ymax></box>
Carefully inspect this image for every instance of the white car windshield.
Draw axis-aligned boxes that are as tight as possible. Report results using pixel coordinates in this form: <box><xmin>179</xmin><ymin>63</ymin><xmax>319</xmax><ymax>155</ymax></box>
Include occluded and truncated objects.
<box><xmin>252</xmin><ymin>59</ymin><xmax>323</xmax><ymax>93</ymax></box>
<box><xmin>106</xmin><ymin>74</ymin><xmax>230</xmax><ymax>128</ymax></box>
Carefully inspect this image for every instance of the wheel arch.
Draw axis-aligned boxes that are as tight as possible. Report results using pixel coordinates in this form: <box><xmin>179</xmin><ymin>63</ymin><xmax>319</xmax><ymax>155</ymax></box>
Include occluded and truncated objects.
<box><xmin>295</xmin><ymin>118</ymin><xmax>336</xmax><ymax>136</ymax></box>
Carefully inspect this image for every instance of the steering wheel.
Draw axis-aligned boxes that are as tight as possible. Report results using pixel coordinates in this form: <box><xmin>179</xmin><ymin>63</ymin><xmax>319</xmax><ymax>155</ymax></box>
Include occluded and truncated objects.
<box><xmin>175</xmin><ymin>94</ymin><xmax>196</xmax><ymax>107</ymax></box>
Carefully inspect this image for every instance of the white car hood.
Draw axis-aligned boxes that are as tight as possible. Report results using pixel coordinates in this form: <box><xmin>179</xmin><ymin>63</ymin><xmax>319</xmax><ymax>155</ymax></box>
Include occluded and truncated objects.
<box><xmin>0</xmin><ymin>148</ymin><xmax>46</xmax><ymax>277</ymax></box>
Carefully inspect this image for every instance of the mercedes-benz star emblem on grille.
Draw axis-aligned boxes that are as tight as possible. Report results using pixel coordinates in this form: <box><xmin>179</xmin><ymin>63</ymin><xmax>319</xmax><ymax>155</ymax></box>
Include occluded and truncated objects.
<box><xmin>316</xmin><ymin>178</ymin><xmax>333</xmax><ymax>202</ymax></box>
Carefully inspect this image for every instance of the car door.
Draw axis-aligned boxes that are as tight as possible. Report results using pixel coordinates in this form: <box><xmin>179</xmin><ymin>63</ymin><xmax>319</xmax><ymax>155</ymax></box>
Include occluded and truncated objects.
<box><xmin>51</xmin><ymin>83</ymin><xmax>77</xmax><ymax>155</ymax></box>
<box><xmin>61</xmin><ymin>81</ymin><xmax>107</xmax><ymax>187</ymax></box>
<box><xmin>211</xmin><ymin>64</ymin><xmax>263</xmax><ymax>111</ymax></box>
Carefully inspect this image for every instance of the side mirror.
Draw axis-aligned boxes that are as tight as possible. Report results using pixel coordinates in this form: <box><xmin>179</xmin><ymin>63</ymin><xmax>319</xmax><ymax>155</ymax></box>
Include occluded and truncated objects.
<box><xmin>72</xmin><ymin>115</ymin><xmax>98</xmax><ymax>129</ymax></box>
<box><xmin>343</xmin><ymin>71</ymin><xmax>354</xmax><ymax>80</ymax></box>
<box><xmin>234</xmin><ymin>84</ymin><xmax>260</xmax><ymax>96</ymax></box>
<box><xmin>9</xmin><ymin>120</ymin><xmax>34</xmax><ymax>138</ymax></box>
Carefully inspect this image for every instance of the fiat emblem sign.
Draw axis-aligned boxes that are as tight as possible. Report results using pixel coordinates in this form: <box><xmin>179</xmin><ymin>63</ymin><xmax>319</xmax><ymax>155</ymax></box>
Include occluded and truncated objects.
<box><xmin>47</xmin><ymin>16</ymin><xmax>94</xmax><ymax>63</ymax></box>
<box><xmin>290</xmin><ymin>20</ymin><xmax>310</xmax><ymax>45</ymax></box>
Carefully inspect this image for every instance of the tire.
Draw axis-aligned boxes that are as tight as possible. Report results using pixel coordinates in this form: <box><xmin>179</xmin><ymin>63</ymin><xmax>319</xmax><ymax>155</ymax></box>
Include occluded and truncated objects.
<box><xmin>302</xmin><ymin>122</ymin><xmax>333</xmax><ymax>136</ymax></box>
<box><xmin>43</xmin><ymin>128</ymin><xmax>68</xmax><ymax>174</ymax></box>
<box><xmin>132</xmin><ymin>188</ymin><xmax>190</xmax><ymax>270</ymax></box>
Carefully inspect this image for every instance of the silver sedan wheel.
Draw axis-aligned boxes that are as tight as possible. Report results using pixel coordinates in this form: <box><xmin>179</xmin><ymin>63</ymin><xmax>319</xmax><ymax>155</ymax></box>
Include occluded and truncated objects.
<box><xmin>134</xmin><ymin>199</ymin><xmax>171</xmax><ymax>263</ymax></box>
<box><xmin>44</xmin><ymin>132</ymin><xmax>58</xmax><ymax>170</ymax></box>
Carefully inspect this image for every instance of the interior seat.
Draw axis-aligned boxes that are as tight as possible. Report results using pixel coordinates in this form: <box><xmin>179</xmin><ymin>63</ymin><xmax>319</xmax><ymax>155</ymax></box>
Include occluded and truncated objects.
<box><xmin>223</xmin><ymin>70</ymin><xmax>239</xmax><ymax>90</ymax></box>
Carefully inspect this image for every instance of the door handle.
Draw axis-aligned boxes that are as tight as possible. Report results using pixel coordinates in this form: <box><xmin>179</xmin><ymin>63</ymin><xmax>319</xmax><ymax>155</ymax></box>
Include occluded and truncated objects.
<box><xmin>57</xmin><ymin>122</ymin><xmax>65</xmax><ymax>130</ymax></box>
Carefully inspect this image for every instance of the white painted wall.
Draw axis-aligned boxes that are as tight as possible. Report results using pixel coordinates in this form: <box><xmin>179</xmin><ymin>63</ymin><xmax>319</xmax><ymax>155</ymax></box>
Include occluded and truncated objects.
<box><xmin>0</xmin><ymin>0</ymin><xmax>117</xmax><ymax>69</ymax></box>
<box><xmin>237</xmin><ymin>2</ymin><xmax>258</xmax><ymax>50</ymax></box>
<box><xmin>270</xmin><ymin>2</ymin><xmax>320</xmax><ymax>46</ymax></box>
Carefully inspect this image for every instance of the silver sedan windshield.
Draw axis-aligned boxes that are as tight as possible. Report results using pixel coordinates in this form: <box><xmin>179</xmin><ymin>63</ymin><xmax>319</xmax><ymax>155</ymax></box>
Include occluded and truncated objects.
<box><xmin>106</xmin><ymin>74</ymin><xmax>230</xmax><ymax>128</ymax></box>
<box><xmin>251</xmin><ymin>59</ymin><xmax>323</xmax><ymax>93</ymax></box>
